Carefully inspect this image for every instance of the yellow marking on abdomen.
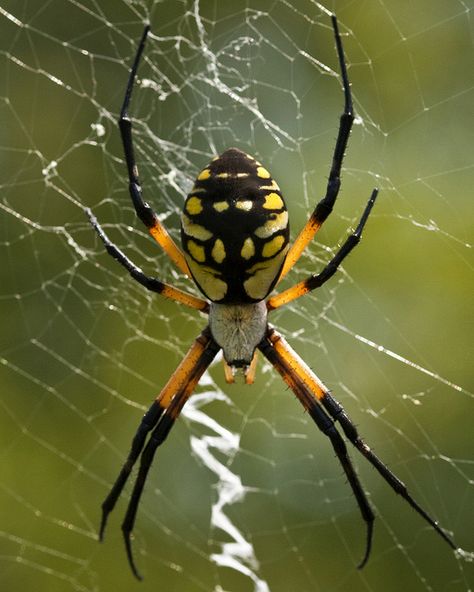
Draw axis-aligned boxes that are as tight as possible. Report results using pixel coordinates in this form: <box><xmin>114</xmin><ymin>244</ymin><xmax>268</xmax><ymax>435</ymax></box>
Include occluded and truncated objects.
<box><xmin>213</xmin><ymin>201</ymin><xmax>229</xmax><ymax>212</ymax></box>
<box><xmin>262</xmin><ymin>235</ymin><xmax>285</xmax><ymax>258</ymax></box>
<box><xmin>186</xmin><ymin>196</ymin><xmax>203</xmax><ymax>215</ymax></box>
<box><xmin>263</xmin><ymin>192</ymin><xmax>284</xmax><ymax>210</ymax></box>
<box><xmin>189</xmin><ymin>185</ymin><xmax>206</xmax><ymax>194</ymax></box>
<box><xmin>254</xmin><ymin>211</ymin><xmax>288</xmax><ymax>238</ymax></box>
<box><xmin>187</xmin><ymin>240</ymin><xmax>206</xmax><ymax>262</ymax></box>
<box><xmin>261</xmin><ymin>179</ymin><xmax>280</xmax><ymax>191</ymax></box>
<box><xmin>197</xmin><ymin>168</ymin><xmax>211</xmax><ymax>181</ymax></box>
<box><xmin>236</xmin><ymin>200</ymin><xmax>253</xmax><ymax>211</ymax></box>
<box><xmin>212</xmin><ymin>239</ymin><xmax>226</xmax><ymax>264</ymax></box>
<box><xmin>181</xmin><ymin>215</ymin><xmax>213</xmax><ymax>241</ymax></box>
<box><xmin>241</xmin><ymin>237</ymin><xmax>255</xmax><ymax>260</ymax></box>
<box><xmin>185</xmin><ymin>257</ymin><xmax>228</xmax><ymax>301</ymax></box>
<box><xmin>244</xmin><ymin>246</ymin><xmax>288</xmax><ymax>300</ymax></box>
<box><xmin>257</xmin><ymin>166</ymin><xmax>271</xmax><ymax>179</ymax></box>
<box><xmin>217</xmin><ymin>172</ymin><xmax>229</xmax><ymax>179</ymax></box>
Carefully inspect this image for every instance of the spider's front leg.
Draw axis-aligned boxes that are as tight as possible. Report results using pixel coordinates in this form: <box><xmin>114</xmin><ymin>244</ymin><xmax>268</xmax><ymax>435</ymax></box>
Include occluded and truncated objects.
<box><xmin>118</xmin><ymin>25</ymin><xmax>189</xmax><ymax>276</ymax></box>
<box><xmin>100</xmin><ymin>328</ymin><xmax>220</xmax><ymax>580</ymax></box>
<box><xmin>280</xmin><ymin>16</ymin><xmax>356</xmax><ymax>279</ymax></box>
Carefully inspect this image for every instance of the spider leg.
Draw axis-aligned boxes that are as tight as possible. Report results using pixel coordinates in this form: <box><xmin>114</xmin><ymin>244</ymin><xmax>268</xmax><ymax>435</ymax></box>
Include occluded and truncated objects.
<box><xmin>280</xmin><ymin>16</ymin><xmax>360</xmax><ymax>280</ymax></box>
<box><xmin>321</xmin><ymin>392</ymin><xmax>457</xmax><ymax>551</ymax></box>
<box><xmin>99</xmin><ymin>328</ymin><xmax>217</xmax><ymax>540</ymax></box>
<box><xmin>99</xmin><ymin>400</ymin><xmax>164</xmax><ymax>542</ymax></box>
<box><xmin>262</xmin><ymin>327</ymin><xmax>457</xmax><ymax>556</ymax></box>
<box><xmin>119</xmin><ymin>25</ymin><xmax>189</xmax><ymax>276</ymax></box>
<box><xmin>268</xmin><ymin>188</ymin><xmax>377</xmax><ymax>311</ymax></box>
<box><xmin>86</xmin><ymin>208</ymin><xmax>208</xmax><ymax>311</ymax></box>
<box><xmin>100</xmin><ymin>328</ymin><xmax>220</xmax><ymax>580</ymax></box>
<box><xmin>259</xmin><ymin>326</ymin><xmax>374</xmax><ymax>568</ymax></box>
<box><xmin>122</xmin><ymin>329</ymin><xmax>220</xmax><ymax>580</ymax></box>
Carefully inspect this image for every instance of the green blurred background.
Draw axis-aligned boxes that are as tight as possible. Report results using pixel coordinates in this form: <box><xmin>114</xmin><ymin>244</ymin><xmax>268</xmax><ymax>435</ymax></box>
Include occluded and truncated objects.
<box><xmin>1</xmin><ymin>1</ymin><xmax>473</xmax><ymax>591</ymax></box>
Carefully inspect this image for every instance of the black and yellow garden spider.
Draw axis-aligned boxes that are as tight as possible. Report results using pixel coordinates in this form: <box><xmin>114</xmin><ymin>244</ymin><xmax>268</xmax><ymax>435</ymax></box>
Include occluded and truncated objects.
<box><xmin>87</xmin><ymin>15</ymin><xmax>456</xmax><ymax>580</ymax></box>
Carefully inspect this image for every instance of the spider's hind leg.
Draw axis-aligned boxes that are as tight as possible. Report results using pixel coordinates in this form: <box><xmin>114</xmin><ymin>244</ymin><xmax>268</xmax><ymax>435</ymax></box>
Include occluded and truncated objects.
<box><xmin>260</xmin><ymin>326</ymin><xmax>457</xmax><ymax>562</ymax></box>
<box><xmin>321</xmin><ymin>392</ymin><xmax>457</xmax><ymax>551</ymax></box>
<box><xmin>259</xmin><ymin>327</ymin><xmax>375</xmax><ymax>568</ymax></box>
<box><xmin>99</xmin><ymin>400</ymin><xmax>164</xmax><ymax>542</ymax></box>
<box><xmin>101</xmin><ymin>328</ymin><xmax>220</xmax><ymax>580</ymax></box>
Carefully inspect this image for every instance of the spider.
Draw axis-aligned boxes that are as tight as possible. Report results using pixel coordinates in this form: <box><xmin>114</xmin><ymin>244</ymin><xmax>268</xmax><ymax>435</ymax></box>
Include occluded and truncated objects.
<box><xmin>86</xmin><ymin>15</ymin><xmax>456</xmax><ymax>580</ymax></box>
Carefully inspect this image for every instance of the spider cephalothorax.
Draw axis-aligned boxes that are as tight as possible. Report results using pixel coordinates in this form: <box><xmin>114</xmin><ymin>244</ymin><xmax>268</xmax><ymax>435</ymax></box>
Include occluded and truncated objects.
<box><xmin>87</xmin><ymin>15</ymin><xmax>456</xmax><ymax>581</ymax></box>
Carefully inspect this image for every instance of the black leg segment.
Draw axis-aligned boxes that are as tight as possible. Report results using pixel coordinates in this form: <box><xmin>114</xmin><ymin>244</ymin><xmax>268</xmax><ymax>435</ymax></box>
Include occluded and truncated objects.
<box><xmin>99</xmin><ymin>401</ymin><xmax>164</xmax><ymax>541</ymax></box>
<box><xmin>118</xmin><ymin>25</ymin><xmax>160</xmax><ymax>230</ymax></box>
<box><xmin>320</xmin><ymin>391</ymin><xmax>457</xmax><ymax>551</ymax></box>
<box><xmin>313</xmin><ymin>16</ymin><xmax>355</xmax><ymax>225</ymax></box>
<box><xmin>305</xmin><ymin>188</ymin><xmax>378</xmax><ymax>293</ymax></box>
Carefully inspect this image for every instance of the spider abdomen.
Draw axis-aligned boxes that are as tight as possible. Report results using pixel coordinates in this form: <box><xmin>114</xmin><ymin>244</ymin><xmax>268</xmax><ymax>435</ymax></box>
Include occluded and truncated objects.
<box><xmin>181</xmin><ymin>147</ymin><xmax>289</xmax><ymax>303</ymax></box>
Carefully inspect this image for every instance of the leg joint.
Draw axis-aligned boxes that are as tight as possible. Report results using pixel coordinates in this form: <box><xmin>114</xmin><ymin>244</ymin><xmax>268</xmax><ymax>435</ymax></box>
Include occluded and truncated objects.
<box><xmin>129</xmin><ymin>183</ymin><xmax>156</xmax><ymax>228</ymax></box>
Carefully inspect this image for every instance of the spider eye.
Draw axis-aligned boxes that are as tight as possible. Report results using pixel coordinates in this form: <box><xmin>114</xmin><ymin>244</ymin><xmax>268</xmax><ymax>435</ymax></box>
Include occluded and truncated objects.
<box><xmin>181</xmin><ymin>147</ymin><xmax>290</xmax><ymax>303</ymax></box>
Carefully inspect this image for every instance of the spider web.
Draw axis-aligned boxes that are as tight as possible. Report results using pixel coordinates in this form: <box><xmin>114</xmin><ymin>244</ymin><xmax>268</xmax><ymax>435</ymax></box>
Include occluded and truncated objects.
<box><xmin>0</xmin><ymin>1</ymin><xmax>473</xmax><ymax>591</ymax></box>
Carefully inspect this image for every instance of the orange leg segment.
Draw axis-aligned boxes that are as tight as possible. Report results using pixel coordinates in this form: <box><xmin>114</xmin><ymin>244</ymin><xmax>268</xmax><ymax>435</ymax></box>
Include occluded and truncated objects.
<box><xmin>278</xmin><ymin>216</ymin><xmax>322</xmax><ymax>281</ymax></box>
<box><xmin>263</xmin><ymin>327</ymin><xmax>327</xmax><ymax>399</ymax></box>
<box><xmin>87</xmin><ymin>208</ymin><xmax>208</xmax><ymax>312</ymax></box>
<box><xmin>157</xmin><ymin>328</ymin><xmax>218</xmax><ymax>410</ymax></box>
<box><xmin>159</xmin><ymin>283</ymin><xmax>208</xmax><ymax>311</ymax></box>
<box><xmin>267</xmin><ymin>278</ymin><xmax>311</xmax><ymax>311</ymax></box>
<box><xmin>148</xmin><ymin>221</ymin><xmax>190</xmax><ymax>277</ymax></box>
<box><xmin>268</xmin><ymin>189</ymin><xmax>378</xmax><ymax>312</ymax></box>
